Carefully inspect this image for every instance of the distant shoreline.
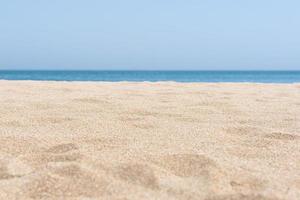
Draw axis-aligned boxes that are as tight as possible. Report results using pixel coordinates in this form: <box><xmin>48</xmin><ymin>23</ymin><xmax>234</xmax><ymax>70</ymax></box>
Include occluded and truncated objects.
<box><xmin>0</xmin><ymin>80</ymin><xmax>300</xmax><ymax>84</ymax></box>
<box><xmin>0</xmin><ymin>70</ymin><xmax>300</xmax><ymax>83</ymax></box>
<box><xmin>1</xmin><ymin>69</ymin><xmax>300</xmax><ymax>72</ymax></box>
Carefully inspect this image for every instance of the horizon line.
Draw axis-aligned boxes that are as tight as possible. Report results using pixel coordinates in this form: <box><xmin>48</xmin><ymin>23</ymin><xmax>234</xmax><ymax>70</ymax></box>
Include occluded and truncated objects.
<box><xmin>1</xmin><ymin>69</ymin><xmax>300</xmax><ymax>72</ymax></box>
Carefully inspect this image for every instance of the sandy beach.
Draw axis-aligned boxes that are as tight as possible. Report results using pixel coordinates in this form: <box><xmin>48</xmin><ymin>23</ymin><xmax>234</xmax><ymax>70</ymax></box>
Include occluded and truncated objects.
<box><xmin>0</xmin><ymin>81</ymin><xmax>299</xmax><ymax>200</ymax></box>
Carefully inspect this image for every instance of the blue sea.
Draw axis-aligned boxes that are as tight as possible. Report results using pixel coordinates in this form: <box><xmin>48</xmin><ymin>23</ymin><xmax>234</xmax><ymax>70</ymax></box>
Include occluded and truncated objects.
<box><xmin>0</xmin><ymin>70</ymin><xmax>300</xmax><ymax>83</ymax></box>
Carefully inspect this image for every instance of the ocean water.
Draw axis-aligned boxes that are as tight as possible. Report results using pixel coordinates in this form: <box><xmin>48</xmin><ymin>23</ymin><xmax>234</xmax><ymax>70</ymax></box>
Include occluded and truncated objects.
<box><xmin>0</xmin><ymin>70</ymin><xmax>300</xmax><ymax>83</ymax></box>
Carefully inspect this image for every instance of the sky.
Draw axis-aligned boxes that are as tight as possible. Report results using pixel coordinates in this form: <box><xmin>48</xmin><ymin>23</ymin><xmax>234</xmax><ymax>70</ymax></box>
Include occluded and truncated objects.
<box><xmin>0</xmin><ymin>0</ymin><xmax>299</xmax><ymax>70</ymax></box>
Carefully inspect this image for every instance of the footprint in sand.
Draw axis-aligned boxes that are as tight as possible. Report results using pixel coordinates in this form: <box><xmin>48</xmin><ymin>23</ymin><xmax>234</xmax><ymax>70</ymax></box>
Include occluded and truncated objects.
<box><xmin>23</xmin><ymin>164</ymin><xmax>108</xmax><ymax>199</ymax></box>
<box><xmin>115</xmin><ymin>163</ymin><xmax>159</xmax><ymax>190</ymax></box>
<box><xmin>42</xmin><ymin>143</ymin><xmax>81</xmax><ymax>163</ymax></box>
<box><xmin>230</xmin><ymin>175</ymin><xmax>267</xmax><ymax>193</ymax></box>
<box><xmin>264</xmin><ymin>132</ymin><xmax>300</xmax><ymax>141</ymax></box>
<box><xmin>153</xmin><ymin>154</ymin><xmax>220</xmax><ymax>178</ymax></box>
<box><xmin>0</xmin><ymin>158</ymin><xmax>32</xmax><ymax>180</ymax></box>
<box><xmin>0</xmin><ymin>161</ymin><xmax>15</xmax><ymax>180</ymax></box>
<box><xmin>22</xmin><ymin>143</ymin><xmax>81</xmax><ymax>167</ymax></box>
<box><xmin>151</xmin><ymin>154</ymin><xmax>230</xmax><ymax>194</ymax></box>
<box><xmin>46</xmin><ymin>143</ymin><xmax>78</xmax><ymax>154</ymax></box>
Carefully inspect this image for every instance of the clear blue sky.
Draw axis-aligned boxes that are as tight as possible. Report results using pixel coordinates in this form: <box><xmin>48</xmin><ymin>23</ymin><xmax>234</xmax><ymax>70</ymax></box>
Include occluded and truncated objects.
<box><xmin>0</xmin><ymin>0</ymin><xmax>299</xmax><ymax>70</ymax></box>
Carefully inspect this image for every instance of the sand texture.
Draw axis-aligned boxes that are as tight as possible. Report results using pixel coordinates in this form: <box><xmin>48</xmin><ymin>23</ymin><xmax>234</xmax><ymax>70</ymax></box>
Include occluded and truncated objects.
<box><xmin>0</xmin><ymin>81</ymin><xmax>299</xmax><ymax>200</ymax></box>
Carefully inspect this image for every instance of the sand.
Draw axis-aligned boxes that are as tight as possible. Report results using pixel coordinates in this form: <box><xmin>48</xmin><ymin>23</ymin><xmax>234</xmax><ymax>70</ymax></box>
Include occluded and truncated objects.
<box><xmin>0</xmin><ymin>81</ymin><xmax>299</xmax><ymax>200</ymax></box>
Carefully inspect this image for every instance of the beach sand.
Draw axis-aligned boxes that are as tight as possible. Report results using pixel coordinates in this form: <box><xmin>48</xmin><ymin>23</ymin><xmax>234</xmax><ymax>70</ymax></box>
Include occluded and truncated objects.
<box><xmin>0</xmin><ymin>81</ymin><xmax>299</xmax><ymax>200</ymax></box>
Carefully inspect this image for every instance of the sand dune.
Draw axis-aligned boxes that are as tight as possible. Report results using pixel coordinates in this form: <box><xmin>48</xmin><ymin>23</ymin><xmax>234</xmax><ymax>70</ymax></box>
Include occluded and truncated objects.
<box><xmin>0</xmin><ymin>81</ymin><xmax>299</xmax><ymax>199</ymax></box>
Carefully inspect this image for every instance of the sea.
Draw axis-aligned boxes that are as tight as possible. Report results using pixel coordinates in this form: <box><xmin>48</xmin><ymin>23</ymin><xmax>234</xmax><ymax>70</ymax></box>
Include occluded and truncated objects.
<box><xmin>0</xmin><ymin>70</ymin><xmax>300</xmax><ymax>83</ymax></box>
